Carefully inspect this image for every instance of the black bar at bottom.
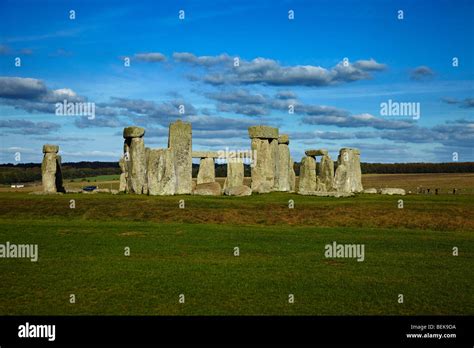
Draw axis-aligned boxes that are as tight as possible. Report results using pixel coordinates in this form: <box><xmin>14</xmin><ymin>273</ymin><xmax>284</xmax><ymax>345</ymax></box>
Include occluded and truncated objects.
<box><xmin>0</xmin><ymin>316</ymin><xmax>472</xmax><ymax>345</ymax></box>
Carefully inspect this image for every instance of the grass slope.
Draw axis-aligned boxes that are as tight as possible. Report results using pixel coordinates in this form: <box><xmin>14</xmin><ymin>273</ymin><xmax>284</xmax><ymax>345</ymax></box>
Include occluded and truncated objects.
<box><xmin>0</xmin><ymin>192</ymin><xmax>472</xmax><ymax>315</ymax></box>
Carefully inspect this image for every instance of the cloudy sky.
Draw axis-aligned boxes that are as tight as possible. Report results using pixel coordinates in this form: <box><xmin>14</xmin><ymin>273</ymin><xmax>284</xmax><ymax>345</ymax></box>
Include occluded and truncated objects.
<box><xmin>0</xmin><ymin>0</ymin><xmax>473</xmax><ymax>164</ymax></box>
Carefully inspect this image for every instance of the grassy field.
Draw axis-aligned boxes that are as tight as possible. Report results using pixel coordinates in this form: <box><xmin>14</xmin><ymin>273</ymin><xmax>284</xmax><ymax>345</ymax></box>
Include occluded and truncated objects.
<box><xmin>68</xmin><ymin>174</ymin><xmax>120</xmax><ymax>183</ymax></box>
<box><xmin>0</xmin><ymin>177</ymin><xmax>473</xmax><ymax>315</ymax></box>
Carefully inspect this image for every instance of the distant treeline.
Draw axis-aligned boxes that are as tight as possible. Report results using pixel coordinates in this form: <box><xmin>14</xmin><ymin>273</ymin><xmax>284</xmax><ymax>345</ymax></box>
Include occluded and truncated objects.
<box><xmin>0</xmin><ymin>162</ymin><xmax>120</xmax><ymax>184</ymax></box>
<box><xmin>0</xmin><ymin>161</ymin><xmax>472</xmax><ymax>184</ymax></box>
<box><xmin>360</xmin><ymin>162</ymin><xmax>474</xmax><ymax>174</ymax></box>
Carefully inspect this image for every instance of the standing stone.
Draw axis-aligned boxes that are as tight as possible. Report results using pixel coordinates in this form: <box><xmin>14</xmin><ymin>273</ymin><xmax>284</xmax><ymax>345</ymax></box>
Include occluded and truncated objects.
<box><xmin>270</xmin><ymin>139</ymin><xmax>279</xmax><ymax>190</ymax></box>
<box><xmin>123</xmin><ymin>127</ymin><xmax>146</xmax><ymax>194</ymax></box>
<box><xmin>41</xmin><ymin>144</ymin><xmax>64</xmax><ymax>193</ymax></box>
<box><xmin>197</xmin><ymin>157</ymin><xmax>215</xmax><ymax>184</ymax></box>
<box><xmin>298</xmin><ymin>156</ymin><xmax>317</xmax><ymax>194</ymax></box>
<box><xmin>119</xmin><ymin>157</ymin><xmax>127</xmax><ymax>192</ymax></box>
<box><xmin>168</xmin><ymin>120</ymin><xmax>192</xmax><ymax>194</ymax></box>
<box><xmin>223</xmin><ymin>160</ymin><xmax>244</xmax><ymax>190</ymax></box>
<box><xmin>248</xmin><ymin>125</ymin><xmax>279</xmax><ymax>193</ymax></box>
<box><xmin>318</xmin><ymin>154</ymin><xmax>334</xmax><ymax>191</ymax></box>
<box><xmin>147</xmin><ymin>148</ymin><xmax>176</xmax><ymax>195</ymax></box>
<box><xmin>288</xmin><ymin>157</ymin><xmax>296</xmax><ymax>192</ymax></box>
<box><xmin>250</xmin><ymin>138</ymin><xmax>273</xmax><ymax>193</ymax></box>
<box><xmin>277</xmin><ymin>135</ymin><xmax>291</xmax><ymax>192</ymax></box>
<box><xmin>334</xmin><ymin>148</ymin><xmax>363</xmax><ymax>193</ymax></box>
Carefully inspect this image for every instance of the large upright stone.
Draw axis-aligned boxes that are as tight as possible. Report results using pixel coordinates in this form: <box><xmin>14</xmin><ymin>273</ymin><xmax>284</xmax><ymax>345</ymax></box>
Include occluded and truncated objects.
<box><xmin>250</xmin><ymin>138</ymin><xmax>273</xmax><ymax>193</ymax></box>
<box><xmin>276</xmin><ymin>135</ymin><xmax>292</xmax><ymax>192</ymax></box>
<box><xmin>146</xmin><ymin>148</ymin><xmax>176</xmax><ymax>195</ymax></box>
<box><xmin>123</xmin><ymin>127</ymin><xmax>146</xmax><ymax>194</ymax></box>
<box><xmin>41</xmin><ymin>144</ymin><xmax>64</xmax><ymax>193</ymax></box>
<box><xmin>248</xmin><ymin>125</ymin><xmax>279</xmax><ymax>193</ymax></box>
<box><xmin>334</xmin><ymin>148</ymin><xmax>363</xmax><ymax>193</ymax></box>
<box><xmin>298</xmin><ymin>156</ymin><xmax>317</xmax><ymax>194</ymax></box>
<box><xmin>197</xmin><ymin>157</ymin><xmax>215</xmax><ymax>184</ymax></box>
<box><xmin>168</xmin><ymin>120</ymin><xmax>192</xmax><ymax>194</ymax></box>
<box><xmin>288</xmin><ymin>157</ymin><xmax>296</xmax><ymax>192</ymax></box>
<box><xmin>318</xmin><ymin>154</ymin><xmax>334</xmax><ymax>191</ymax></box>
<box><xmin>223</xmin><ymin>160</ymin><xmax>244</xmax><ymax>190</ymax></box>
<box><xmin>270</xmin><ymin>139</ymin><xmax>279</xmax><ymax>190</ymax></box>
<box><xmin>119</xmin><ymin>156</ymin><xmax>127</xmax><ymax>192</ymax></box>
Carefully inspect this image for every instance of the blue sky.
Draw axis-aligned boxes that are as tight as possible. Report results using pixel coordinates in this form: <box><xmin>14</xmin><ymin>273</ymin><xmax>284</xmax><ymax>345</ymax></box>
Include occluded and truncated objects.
<box><xmin>0</xmin><ymin>0</ymin><xmax>473</xmax><ymax>164</ymax></box>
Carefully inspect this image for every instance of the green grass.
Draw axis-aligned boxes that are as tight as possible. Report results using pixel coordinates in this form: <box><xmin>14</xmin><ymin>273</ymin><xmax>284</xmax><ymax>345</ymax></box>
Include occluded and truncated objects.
<box><xmin>69</xmin><ymin>174</ymin><xmax>120</xmax><ymax>182</ymax></box>
<box><xmin>0</xmin><ymin>192</ymin><xmax>473</xmax><ymax>315</ymax></box>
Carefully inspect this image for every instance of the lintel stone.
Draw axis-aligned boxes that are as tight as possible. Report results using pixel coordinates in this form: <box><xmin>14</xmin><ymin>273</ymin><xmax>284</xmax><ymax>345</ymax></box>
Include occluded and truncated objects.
<box><xmin>305</xmin><ymin>149</ymin><xmax>328</xmax><ymax>157</ymax></box>
<box><xmin>192</xmin><ymin>151</ymin><xmax>220</xmax><ymax>158</ymax></box>
<box><xmin>42</xmin><ymin>144</ymin><xmax>59</xmax><ymax>153</ymax></box>
<box><xmin>248</xmin><ymin>125</ymin><xmax>279</xmax><ymax>139</ymax></box>
<box><xmin>123</xmin><ymin>126</ymin><xmax>145</xmax><ymax>138</ymax></box>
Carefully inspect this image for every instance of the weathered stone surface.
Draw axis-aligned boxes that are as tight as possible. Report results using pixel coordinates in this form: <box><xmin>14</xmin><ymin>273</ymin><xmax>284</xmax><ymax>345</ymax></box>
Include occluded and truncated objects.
<box><xmin>305</xmin><ymin>149</ymin><xmax>328</xmax><ymax>157</ymax></box>
<box><xmin>42</xmin><ymin>144</ymin><xmax>59</xmax><ymax>153</ymax></box>
<box><xmin>363</xmin><ymin>188</ymin><xmax>378</xmax><ymax>194</ymax></box>
<box><xmin>168</xmin><ymin>120</ymin><xmax>192</xmax><ymax>194</ymax></box>
<box><xmin>42</xmin><ymin>153</ymin><xmax>57</xmax><ymax>193</ymax></box>
<box><xmin>253</xmin><ymin>181</ymin><xmax>273</xmax><ymax>194</ymax></box>
<box><xmin>119</xmin><ymin>157</ymin><xmax>127</xmax><ymax>192</ymax></box>
<box><xmin>278</xmin><ymin>134</ymin><xmax>289</xmax><ymax>144</ymax></box>
<box><xmin>95</xmin><ymin>188</ymin><xmax>111</xmax><ymax>193</ymax></box>
<box><xmin>380</xmin><ymin>188</ymin><xmax>406</xmax><ymax>195</ymax></box>
<box><xmin>124</xmin><ymin>136</ymin><xmax>147</xmax><ymax>194</ymax></box>
<box><xmin>224</xmin><ymin>185</ymin><xmax>252</xmax><ymax>196</ymax></box>
<box><xmin>146</xmin><ymin>148</ymin><xmax>176</xmax><ymax>195</ymax></box>
<box><xmin>223</xmin><ymin>160</ymin><xmax>244</xmax><ymax>190</ymax></box>
<box><xmin>248</xmin><ymin>125</ymin><xmax>279</xmax><ymax>139</ymax></box>
<box><xmin>119</xmin><ymin>173</ymin><xmax>127</xmax><ymax>192</ymax></box>
<box><xmin>119</xmin><ymin>156</ymin><xmax>126</xmax><ymax>172</ymax></box>
<box><xmin>318</xmin><ymin>154</ymin><xmax>334</xmax><ymax>191</ymax></box>
<box><xmin>193</xmin><ymin>182</ymin><xmax>222</xmax><ymax>196</ymax></box>
<box><xmin>298</xmin><ymin>156</ymin><xmax>317</xmax><ymax>194</ymax></box>
<box><xmin>123</xmin><ymin>126</ymin><xmax>145</xmax><ymax>138</ymax></box>
<box><xmin>277</xmin><ymin>143</ymin><xmax>291</xmax><ymax>191</ymax></box>
<box><xmin>197</xmin><ymin>157</ymin><xmax>215</xmax><ymax>184</ymax></box>
<box><xmin>289</xmin><ymin>157</ymin><xmax>296</xmax><ymax>192</ymax></box>
<box><xmin>41</xmin><ymin>145</ymin><xmax>64</xmax><ymax>193</ymax></box>
<box><xmin>250</xmin><ymin>138</ymin><xmax>274</xmax><ymax>193</ymax></box>
<box><xmin>192</xmin><ymin>151</ymin><xmax>219</xmax><ymax>158</ymax></box>
<box><xmin>334</xmin><ymin>148</ymin><xmax>363</xmax><ymax>193</ymax></box>
<box><xmin>270</xmin><ymin>138</ymin><xmax>279</xmax><ymax>191</ymax></box>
